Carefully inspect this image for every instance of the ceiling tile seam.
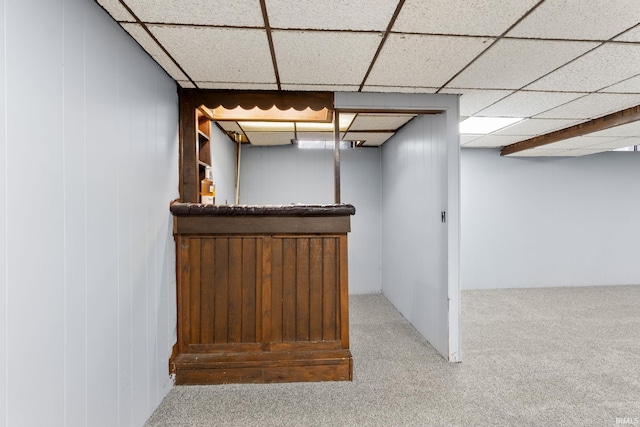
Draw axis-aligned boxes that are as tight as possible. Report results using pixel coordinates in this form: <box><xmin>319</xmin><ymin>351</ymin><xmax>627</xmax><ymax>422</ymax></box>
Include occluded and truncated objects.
<box><xmin>94</xmin><ymin>1</ymin><xmax>135</xmax><ymax>23</ymax></box>
<box><xmin>122</xmin><ymin>22</ymin><xmax>266</xmax><ymax>30</ymax></box>
<box><xmin>358</xmin><ymin>0</ymin><xmax>406</xmax><ymax>92</ymax></box>
<box><xmin>260</xmin><ymin>0</ymin><xmax>281</xmax><ymax>90</ymax></box>
<box><xmin>117</xmin><ymin>0</ymin><xmax>197</xmax><ymax>87</ymax></box>
<box><xmin>519</xmin><ymin>25</ymin><xmax>640</xmax><ymax>93</ymax></box>
<box><xmin>435</xmin><ymin>0</ymin><xmax>546</xmax><ymax>93</ymax></box>
<box><xmin>476</xmin><ymin>93</ymin><xmax>592</xmax><ymax>119</ymax></box>
<box><xmin>596</xmin><ymin>73</ymin><xmax>640</xmax><ymax>93</ymax></box>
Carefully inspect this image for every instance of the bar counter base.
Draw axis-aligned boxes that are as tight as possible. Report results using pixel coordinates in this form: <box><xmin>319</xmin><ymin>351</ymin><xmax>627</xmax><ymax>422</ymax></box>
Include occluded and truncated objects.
<box><xmin>170</xmin><ymin>203</ymin><xmax>355</xmax><ymax>385</ymax></box>
<box><xmin>172</xmin><ymin>349</ymin><xmax>352</xmax><ymax>385</ymax></box>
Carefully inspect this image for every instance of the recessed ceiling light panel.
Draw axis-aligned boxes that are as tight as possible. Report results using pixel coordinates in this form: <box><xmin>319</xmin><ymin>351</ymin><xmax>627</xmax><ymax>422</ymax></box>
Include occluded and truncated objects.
<box><xmin>460</xmin><ymin>117</ymin><xmax>525</xmax><ymax>134</ymax></box>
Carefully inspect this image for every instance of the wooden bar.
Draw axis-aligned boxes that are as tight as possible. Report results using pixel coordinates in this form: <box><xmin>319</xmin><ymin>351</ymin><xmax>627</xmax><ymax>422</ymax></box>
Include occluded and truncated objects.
<box><xmin>170</xmin><ymin>204</ymin><xmax>354</xmax><ymax>384</ymax></box>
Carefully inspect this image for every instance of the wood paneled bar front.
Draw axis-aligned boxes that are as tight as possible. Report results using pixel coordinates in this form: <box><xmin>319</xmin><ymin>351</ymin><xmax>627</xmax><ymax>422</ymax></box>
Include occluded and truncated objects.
<box><xmin>169</xmin><ymin>202</ymin><xmax>355</xmax><ymax>385</ymax></box>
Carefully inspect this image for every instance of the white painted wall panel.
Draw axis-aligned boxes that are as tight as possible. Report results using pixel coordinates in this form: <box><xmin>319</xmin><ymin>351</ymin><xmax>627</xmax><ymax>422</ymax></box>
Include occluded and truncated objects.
<box><xmin>461</xmin><ymin>148</ymin><xmax>640</xmax><ymax>289</ymax></box>
<box><xmin>381</xmin><ymin>115</ymin><xmax>450</xmax><ymax>357</ymax></box>
<box><xmin>0</xmin><ymin>1</ymin><xmax>6</xmax><ymax>426</ymax></box>
<box><xmin>341</xmin><ymin>148</ymin><xmax>382</xmax><ymax>294</ymax></box>
<box><xmin>239</xmin><ymin>145</ymin><xmax>383</xmax><ymax>294</ymax></box>
<box><xmin>210</xmin><ymin>124</ymin><xmax>237</xmax><ymax>205</ymax></box>
<box><xmin>239</xmin><ymin>144</ymin><xmax>334</xmax><ymax>205</ymax></box>
<box><xmin>6</xmin><ymin>2</ymin><xmax>66</xmax><ymax>426</ymax></box>
<box><xmin>1</xmin><ymin>0</ymin><xmax>178</xmax><ymax>425</ymax></box>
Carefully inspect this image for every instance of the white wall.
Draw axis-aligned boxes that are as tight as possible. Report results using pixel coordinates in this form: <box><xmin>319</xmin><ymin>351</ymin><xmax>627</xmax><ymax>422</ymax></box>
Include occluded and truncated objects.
<box><xmin>1</xmin><ymin>1</ymin><xmax>179</xmax><ymax>426</ymax></box>
<box><xmin>239</xmin><ymin>145</ymin><xmax>383</xmax><ymax>294</ymax></box>
<box><xmin>461</xmin><ymin>148</ymin><xmax>640</xmax><ymax>290</ymax></box>
<box><xmin>380</xmin><ymin>115</ymin><xmax>450</xmax><ymax>358</ymax></box>
<box><xmin>210</xmin><ymin>124</ymin><xmax>237</xmax><ymax>205</ymax></box>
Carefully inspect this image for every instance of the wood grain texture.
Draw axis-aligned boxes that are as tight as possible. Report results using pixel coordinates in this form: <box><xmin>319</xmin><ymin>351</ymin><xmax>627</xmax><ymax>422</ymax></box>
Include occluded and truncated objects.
<box><xmin>172</xmin><ymin>214</ymin><xmax>352</xmax><ymax>384</ymax></box>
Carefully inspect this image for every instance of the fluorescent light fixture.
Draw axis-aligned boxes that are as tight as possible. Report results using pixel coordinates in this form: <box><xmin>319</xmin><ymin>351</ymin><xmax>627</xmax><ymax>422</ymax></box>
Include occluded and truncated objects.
<box><xmin>237</xmin><ymin>121</ymin><xmax>295</xmax><ymax>131</ymax></box>
<box><xmin>296</xmin><ymin>113</ymin><xmax>356</xmax><ymax>132</ymax></box>
<box><xmin>296</xmin><ymin>140</ymin><xmax>353</xmax><ymax>149</ymax></box>
<box><xmin>460</xmin><ymin>117</ymin><xmax>525</xmax><ymax>134</ymax></box>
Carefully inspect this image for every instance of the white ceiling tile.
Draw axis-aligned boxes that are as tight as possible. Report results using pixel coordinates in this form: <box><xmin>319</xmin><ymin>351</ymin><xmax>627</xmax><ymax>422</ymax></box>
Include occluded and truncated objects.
<box><xmin>542</xmin><ymin>135</ymin><xmax>621</xmax><ymax>150</ymax></box>
<box><xmin>478</xmin><ymin>91</ymin><xmax>585</xmax><ymax>118</ymax></box>
<box><xmin>393</xmin><ymin>0</ymin><xmax>539</xmax><ymax>36</ymax></box>
<box><xmin>266</xmin><ymin>0</ymin><xmax>398</xmax><ymax>31</ymax></box>
<box><xmin>615</xmin><ymin>25</ymin><xmax>640</xmax><ymax>42</ymax></box>
<box><xmin>349</xmin><ymin>114</ymin><xmax>415</xmax><ymax>131</ymax></box>
<box><xmin>506</xmin><ymin>148</ymin><xmax>567</xmax><ymax>157</ymax></box>
<box><xmin>296</xmin><ymin>131</ymin><xmax>336</xmax><ymax>141</ymax></box>
<box><xmin>494</xmin><ymin>118</ymin><xmax>581</xmax><ymax>136</ymax></box>
<box><xmin>124</xmin><ymin>0</ymin><xmax>264</xmax><ymax>26</ymax></box>
<box><xmin>460</xmin><ymin>134</ymin><xmax>483</xmax><ymax>145</ymax></box>
<box><xmin>463</xmin><ymin>134</ymin><xmax>526</xmax><ymax>148</ymax></box>
<box><xmin>216</xmin><ymin>121</ymin><xmax>243</xmax><ymax>133</ymax></box>
<box><xmin>98</xmin><ymin>0</ymin><xmax>135</xmax><ymax>21</ymax></box>
<box><xmin>361</xmin><ymin>86</ymin><xmax>438</xmax><ymax>94</ymax></box>
<box><xmin>177</xmin><ymin>80</ymin><xmax>196</xmax><ymax>88</ymax></box>
<box><xmin>439</xmin><ymin>89</ymin><xmax>513</xmax><ymax>116</ymax></box>
<box><xmin>273</xmin><ymin>31</ymin><xmax>382</xmax><ymax>85</ymax></box>
<box><xmin>599</xmin><ymin>74</ymin><xmax>640</xmax><ymax>93</ymax></box>
<box><xmin>245</xmin><ymin>131</ymin><xmax>294</xmax><ymax>146</ymax></box>
<box><xmin>527</xmin><ymin>43</ymin><xmax>640</xmax><ymax>92</ymax></box>
<box><xmin>447</xmin><ymin>39</ymin><xmax>597</xmax><ymax>90</ymax></box>
<box><xmin>121</xmin><ymin>24</ymin><xmax>189</xmax><ymax>81</ymax></box>
<box><xmin>196</xmin><ymin>82</ymin><xmax>279</xmax><ymax>90</ymax></box>
<box><xmin>344</xmin><ymin>132</ymin><xmax>394</xmax><ymax>146</ymax></box>
<box><xmin>588</xmin><ymin>121</ymin><xmax>640</xmax><ymax>138</ymax></box>
<box><xmin>534</xmin><ymin>93</ymin><xmax>640</xmax><ymax>119</ymax></box>
<box><xmin>280</xmin><ymin>84</ymin><xmax>360</xmax><ymax>91</ymax></box>
<box><xmin>506</xmin><ymin>149</ymin><xmax>561</xmax><ymax>157</ymax></box>
<box><xmin>548</xmin><ymin>148</ymin><xmax>608</xmax><ymax>157</ymax></box>
<box><xmin>507</xmin><ymin>0</ymin><xmax>640</xmax><ymax>40</ymax></box>
<box><xmin>367</xmin><ymin>34</ymin><xmax>493</xmax><ymax>87</ymax></box>
<box><xmin>149</xmin><ymin>26</ymin><xmax>275</xmax><ymax>84</ymax></box>
<box><xmin>589</xmin><ymin>137</ymin><xmax>640</xmax><ymax>149</ymax></box>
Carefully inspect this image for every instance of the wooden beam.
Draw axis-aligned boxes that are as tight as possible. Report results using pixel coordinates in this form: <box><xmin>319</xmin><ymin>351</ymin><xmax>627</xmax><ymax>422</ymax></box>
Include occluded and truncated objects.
<box><xmin>501</xmin><ymin>104</ymin><xmax>640</xmax><ymax>156</ymax></box>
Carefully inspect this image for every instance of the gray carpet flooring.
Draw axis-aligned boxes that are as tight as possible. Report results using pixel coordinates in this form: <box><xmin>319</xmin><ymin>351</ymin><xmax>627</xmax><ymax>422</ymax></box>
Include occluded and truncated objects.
<box><xmin>145</xmin><ymin>285</ymin><xmax>640</xmax><ymax>426</ymax></box>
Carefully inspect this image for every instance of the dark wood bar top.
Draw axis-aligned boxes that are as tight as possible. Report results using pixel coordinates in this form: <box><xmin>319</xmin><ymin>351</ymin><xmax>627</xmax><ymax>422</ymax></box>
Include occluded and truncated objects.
<box><xmin>170</xmin><ymin>201</ymin><xmax>356</xmax><ymax>216</ymax></box>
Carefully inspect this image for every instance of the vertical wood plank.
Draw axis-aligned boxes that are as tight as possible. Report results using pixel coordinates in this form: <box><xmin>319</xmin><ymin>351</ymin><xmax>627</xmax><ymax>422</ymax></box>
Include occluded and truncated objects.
<box><xmin>188</xmin><ymin>238</ymin><xmax>201</xmax><ymax>344</ymax></box>
<box><xmin>339</xmin><ymin>235</ymin><xmax>350</xmax><ymax>348</ymax></box>
<box><xmin>227</xmin><ymin>238</ymin><xmax>243</xmax><ymax>343</ymax></box>
<box><xmin>213</xmin><ymin>238</ymin><xmax>229</xmax><ymax>343</ymax></box>
<box><xmin>256</xmin><ymin>238</ymin><xmax>264</xmax><ymax>343</ymax></box>
<box><xmin>257</xmin><ymin>236</ymin><xmax>273</xmax><ymax>344</ymax></box>
<box><xmin>242</xmin><ymin>238</ymin><xmax>257</xmax><ymax>342</ymax></box>
<box><xmin>282</xmin><ymin>238</ymin><xmax>297</xmax><ymax>341</ymax></box>
<box><xmin>322</xmin><ymin>238</ymin><xmax>337</xmax><ymax>341</ymax></box>
<box><xmin>271</xmin><ymin>238</ymin><xmax>283</xmax><ymax>343</ymax></box>
<box><xmin>178</xmin><ymin>236</ymin><xmax>192</xmax><ymax>351</ymax></box>
<box><xmin>309</xmin><ymin>238</ymin><xmax>323</xmax><ymax>341</ymax></box>
<box><xmin>199</xmin><ymin>239</ymin><xmax>215</xmax><ymax>343</ymax></box>
<box><xmin>296</xmin><ymin>238</ymin><xmax>310</xmax><ymax>341</ymax></box>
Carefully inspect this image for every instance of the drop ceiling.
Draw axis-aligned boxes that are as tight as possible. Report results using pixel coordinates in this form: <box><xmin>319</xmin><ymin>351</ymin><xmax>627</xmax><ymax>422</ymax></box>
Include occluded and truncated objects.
<box><xmin>96</xmin><ymin>0</ymin><xmax>640</xmax><ymax>156</ymax></box>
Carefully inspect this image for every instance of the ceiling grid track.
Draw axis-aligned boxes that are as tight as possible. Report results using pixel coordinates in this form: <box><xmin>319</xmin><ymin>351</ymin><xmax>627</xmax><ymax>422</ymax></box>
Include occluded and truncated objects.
<box><xmin>260</xmin><ymin>0</ymin><xmax>282</xmax><ymax>91</ymax></box>
<box><xmin>357</xmin><ymin>0</ymin><xmax>405</xmax><ymax>92</ymax></box>
<box><xmin>436</xmin><ymin>0</ymin><xmax>546</xmax><ymax>94</ymax></box>
<box><xmin>116</xmin><ymin>0</ymin><xmax>197</xmax><ymax>88</ymax></box>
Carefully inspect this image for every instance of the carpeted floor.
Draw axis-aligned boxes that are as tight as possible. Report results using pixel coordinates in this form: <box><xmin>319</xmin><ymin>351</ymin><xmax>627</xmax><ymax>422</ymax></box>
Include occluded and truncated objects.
<box><xmin>145</xmin><ymin>285</ymin><xmax>640</xmax><ymax>426</ymax></box>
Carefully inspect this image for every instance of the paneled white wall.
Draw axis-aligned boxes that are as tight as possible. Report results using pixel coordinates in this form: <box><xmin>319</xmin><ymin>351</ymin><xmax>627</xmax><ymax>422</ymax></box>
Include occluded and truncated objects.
<box><xmin>239</xmin><ymin>145</ymin><xmax>382</xmax><ymax>294</ymax></box>
<box><xmin>461</xmin><ymin>148</ymin><xmax>640</xmax><ymax>289</ymax></box>
<box><xmin>1</xmin><ymin>0</ymin><xmax>179</xmax><ymax>426</ymax></box>
<box><xmin>380</xmin><ymin>115</ymin><xmax>450</xmax><ymax>358</ymax></box>
<box><xmin>210</xmin><ymin>124</ymin><xmax>237</xmax><ymax>205</ymax></box>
